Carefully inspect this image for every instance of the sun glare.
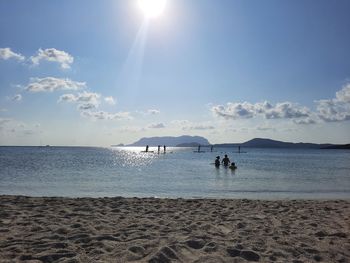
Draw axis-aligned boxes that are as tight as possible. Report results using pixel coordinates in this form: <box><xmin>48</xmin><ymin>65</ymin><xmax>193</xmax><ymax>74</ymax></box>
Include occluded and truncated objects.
<box><xmin>138</xmin><ymin>0</ymin><xmax>167</xmax><ymax>19</ymax></box>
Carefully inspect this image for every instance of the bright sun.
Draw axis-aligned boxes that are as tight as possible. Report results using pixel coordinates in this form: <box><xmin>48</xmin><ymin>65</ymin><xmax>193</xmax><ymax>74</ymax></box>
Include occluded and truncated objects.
<box><xmin>138</xmin><ymin>0</ymin><xmax>167</xmax><ymax>19</ymax></box>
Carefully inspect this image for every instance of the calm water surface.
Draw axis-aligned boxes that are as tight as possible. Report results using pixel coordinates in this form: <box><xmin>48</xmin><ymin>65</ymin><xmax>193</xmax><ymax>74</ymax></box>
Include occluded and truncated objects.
<box><xmin>0</xmin><ymin>146</ymin><xmax>349</xmax><ymax>199</ymax></box>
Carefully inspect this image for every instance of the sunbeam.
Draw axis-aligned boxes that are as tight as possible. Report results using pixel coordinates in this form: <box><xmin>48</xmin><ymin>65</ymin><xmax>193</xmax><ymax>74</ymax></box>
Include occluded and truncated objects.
<box><xmin>117</xmin><ymin>20</ymin><xmax>150</xmax><ymax>105</ymax></box>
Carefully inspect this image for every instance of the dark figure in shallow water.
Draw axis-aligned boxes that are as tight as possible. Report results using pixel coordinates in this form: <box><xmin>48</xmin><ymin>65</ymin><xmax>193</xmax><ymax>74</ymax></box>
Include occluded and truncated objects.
<box><xmin>222</xmin><ymin>154</ymin><xmax>230</xmax><ymax>166</ymax></box>
<box><xmin>229</xmin><ymin>162</ymin><xmax>237</xmax><ymax>170</ymax></box>
<box><xmin>163</xmin><ymin>145</ymin><xmax>166</xmax><ymax>153</ymax></box>
<box><xmin>215</xmin><ymin>156</ymin><xmax>220</xmax><ymax>167</ymax></box>
<box><xmin>146</xmin><ymin>145</ymin><xmax>149</xmax><ymax>152</ymax></box>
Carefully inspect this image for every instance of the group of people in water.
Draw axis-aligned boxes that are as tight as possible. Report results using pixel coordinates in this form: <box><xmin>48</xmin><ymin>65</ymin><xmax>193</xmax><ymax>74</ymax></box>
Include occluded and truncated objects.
<box><xmin>145</xmin><ymin>145</ymin><xmax>166</xmax><ymax>154</ymax></box>
<box><xmin>144</xmin><ymin>145</ymin><xmax>237</xmax><ymax>169</ymax></box>
<box><xmin>215</xmin><ymin>154</ymin><xmax>237</xmax><ymax>169</ymax></box>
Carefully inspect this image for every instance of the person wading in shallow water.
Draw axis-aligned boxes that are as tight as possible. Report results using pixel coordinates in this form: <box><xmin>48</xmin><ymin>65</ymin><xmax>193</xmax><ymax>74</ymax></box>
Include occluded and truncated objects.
<box><xmin>222</xmin><ymin>154</ymin><xmax>230</xmax><ymax>167</ymax></box>
<box><xmin>215</xmin><ymin>156</ymin><xmax>220</xmax><ymax>167</ymax></box>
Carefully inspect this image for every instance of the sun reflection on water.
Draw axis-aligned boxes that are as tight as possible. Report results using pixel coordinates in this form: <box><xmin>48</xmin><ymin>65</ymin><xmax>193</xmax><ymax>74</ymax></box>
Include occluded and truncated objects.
<box><xmin>110</xmin><ymin>147</ymin><xmax>159</xmax><ymax>167</ymax></box>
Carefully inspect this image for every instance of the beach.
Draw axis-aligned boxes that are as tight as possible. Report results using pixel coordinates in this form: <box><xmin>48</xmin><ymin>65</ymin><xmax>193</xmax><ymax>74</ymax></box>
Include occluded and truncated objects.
<box><xmin>0</xmin><ymin>196</ymin><xmax>349</xmax><ymax>262</ymax></box>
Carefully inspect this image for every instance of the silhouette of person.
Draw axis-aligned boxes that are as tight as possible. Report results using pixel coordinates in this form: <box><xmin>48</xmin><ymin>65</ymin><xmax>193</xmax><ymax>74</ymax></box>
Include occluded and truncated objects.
<box><xmin>222</xmin><ymin>154</ymin><xmax>230</xmax><ymax>166</ymax></box>
<box><xmin>146</xmin><ymin>145</ymin><xmax>149</xmax><ymax>152</ymax></box>
<box><xmin>229</xmin><ymin>162</ymin><xmax>237</xmax><ymax>169</ymax></box>
<box><xmin>163</xmin><ymin>145</ymin><xmax>166</xmax><ymax>153</ymax></box>
<box><xmin>158</xmin><ymin>145</ymin><xmax>161</xmax><ymax>154</ymax></box>
<box><xmin>238</xmin><ymin>146</ymin><xmax>241</xmax><ymax>153</ymax></box>
<box><xmin>198</xmin><ymin>145</ymin><xmax>201</xmax><ymax>152</ymax></box>
<box><xmin>215</xmin><ymin>156</ymin><xmax>220</xmax><ymax>167</ymax></box>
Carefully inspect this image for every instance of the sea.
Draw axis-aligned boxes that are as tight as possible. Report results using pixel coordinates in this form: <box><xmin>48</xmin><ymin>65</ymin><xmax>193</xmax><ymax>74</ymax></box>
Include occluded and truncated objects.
<box><xmin>0</xmin><ymin>146</ymin><xmax>349</xmax><ymax>199</ymax></box>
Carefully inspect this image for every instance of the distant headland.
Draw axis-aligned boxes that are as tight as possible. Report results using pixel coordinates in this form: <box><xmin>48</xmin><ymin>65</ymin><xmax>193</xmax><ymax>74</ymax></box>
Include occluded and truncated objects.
<box><xmin>215</xmin><ymin>138</ymin><xmax>350</xmax><ymax>149</ymax></box>
<box><xmin>113</xmin><ymin>136</ymin><xmax>350</xmax><ymax>149</ymax></box>
<box><xmin>127</xmin><ymin>135</ymin><xmax>210</xmax><ymax>147</ymax></box>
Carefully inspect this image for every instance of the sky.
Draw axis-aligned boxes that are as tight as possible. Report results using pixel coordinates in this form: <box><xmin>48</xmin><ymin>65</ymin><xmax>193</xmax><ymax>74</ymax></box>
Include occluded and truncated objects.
<box><xmin>1</xmin><ymin>0</ymin><xmax>350</xmax><ymax>146</ymax></box>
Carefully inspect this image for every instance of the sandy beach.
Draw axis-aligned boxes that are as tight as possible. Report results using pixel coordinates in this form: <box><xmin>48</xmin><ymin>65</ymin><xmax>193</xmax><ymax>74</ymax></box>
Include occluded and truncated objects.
<box><xmin>0</xmin><ymin>196</ymin><xmax>349</xmax><ymax>262</ymax></box>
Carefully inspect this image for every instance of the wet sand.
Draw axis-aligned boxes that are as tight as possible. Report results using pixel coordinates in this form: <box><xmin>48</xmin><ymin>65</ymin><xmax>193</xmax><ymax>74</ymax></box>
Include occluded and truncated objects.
<box><xmin>0</xmin><ymin>196</ymin><xmax>349</xmax><ymax>262</ymax></box>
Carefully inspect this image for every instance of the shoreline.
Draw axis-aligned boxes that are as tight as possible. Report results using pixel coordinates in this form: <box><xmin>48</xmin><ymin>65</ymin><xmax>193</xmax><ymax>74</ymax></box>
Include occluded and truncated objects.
<box><xmin>0</xmin><ymin>193</ymin><xmax>350</xmax><ymax>202</ymax></box>
<box><xmin>1</xmin><ymin>195</ymin><xmax>349</xmax><ymax>262</ymax></box>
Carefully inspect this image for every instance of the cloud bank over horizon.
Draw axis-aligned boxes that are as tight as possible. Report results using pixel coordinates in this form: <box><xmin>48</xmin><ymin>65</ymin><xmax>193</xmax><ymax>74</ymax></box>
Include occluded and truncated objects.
<box><xmin>211</xmin><ymin>83</ymin><xmax>350</xmax><ymax>125</ymax></box>
<box><xmin>316</xmin><ymin>83</ymin><xmax>350</xmax><ymax>122</ymax></box>
<box><xmin>2</xmin><ymin>57</ymin><xmax>350</xmax><ymax>145</ymax></box>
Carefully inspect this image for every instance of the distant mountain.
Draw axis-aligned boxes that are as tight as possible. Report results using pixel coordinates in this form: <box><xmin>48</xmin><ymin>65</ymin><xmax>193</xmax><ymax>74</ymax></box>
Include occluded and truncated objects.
<box><xmin>321</xmin><ymin>144</ymin><xmax>350</xmax><ymax>149</ymax></box>
<box><xmin>242</xmin><ymin>138</ymin><xmax>333</xmax><ymax>149</ymax></box>
<box><xmin>111</xmin><ymin>143</ymin><xmax>124</xmax><ymax>147</ymax></box>
<box><xmin>215</xmin><ymin>138</ymin><xmax>345</xmax><ymax>149</ymax></box>
<box><xmin>129</xmin><ymin>135</ymin><xmax>210</xmax><ymax>147</ymax></box>
<box><xmin>125</xmin><ymin>137</ymin><xmax>348</xmax><ymax>149</ymax></box>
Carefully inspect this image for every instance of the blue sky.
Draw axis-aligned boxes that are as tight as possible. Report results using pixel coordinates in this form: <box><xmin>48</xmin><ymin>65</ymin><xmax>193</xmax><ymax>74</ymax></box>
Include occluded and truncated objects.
<box><xmin>1</xmin><ymin>0</ymin><xmax>350</xmax><ymax>146</ymax></box>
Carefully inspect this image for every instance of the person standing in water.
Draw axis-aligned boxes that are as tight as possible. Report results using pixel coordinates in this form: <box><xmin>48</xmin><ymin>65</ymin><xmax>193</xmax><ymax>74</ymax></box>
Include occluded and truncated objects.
<box><xmin>198</xmin><ymin>145</ymin><xmax>201</xmax><ymax>152</ymax></box>
<box><xmin>158</xmin><ymin>145</ymin><xmax>161</xmax><ymax>154</ymax></box>
<box><xmin>215</xmin><ymin>156</ymin><xmax>220</xmax><ymax>167</ymax></box>
<box><xmin>163</xmin><ymin>145</ymin><xmax>166</xmax><ymax>153</ymax></box>
<box><xmin>145</xmin><ymin>145</ymin><xmax>149</xmax><ymax>152</ymax></box>
<box><xmin>222</xmin><ymin>154</ymin><xmax>230</xmax><ymax>167</ymax></box>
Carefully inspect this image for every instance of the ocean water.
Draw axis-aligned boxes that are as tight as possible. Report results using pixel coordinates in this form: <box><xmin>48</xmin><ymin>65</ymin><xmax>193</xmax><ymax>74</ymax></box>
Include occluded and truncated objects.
<box><xmin>0</xmin><ymin>146</ymin><xmax>349</xmax><ymax>199</ymax></box>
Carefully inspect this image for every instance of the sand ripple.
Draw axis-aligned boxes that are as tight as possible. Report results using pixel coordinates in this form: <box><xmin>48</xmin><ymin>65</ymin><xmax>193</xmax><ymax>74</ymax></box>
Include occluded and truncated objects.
<box><xmin>0</xmin><ymin>196</ymin><xmax>349</xmax><ymax>262</ymax></box>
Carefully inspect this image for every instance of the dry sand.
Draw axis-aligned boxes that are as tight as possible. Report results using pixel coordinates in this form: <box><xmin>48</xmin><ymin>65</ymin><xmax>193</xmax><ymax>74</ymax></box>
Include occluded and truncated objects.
<box><xmin>0</xmin><ymin>196</ymin><xmax>349</xmax><ymax>263</ymax></box>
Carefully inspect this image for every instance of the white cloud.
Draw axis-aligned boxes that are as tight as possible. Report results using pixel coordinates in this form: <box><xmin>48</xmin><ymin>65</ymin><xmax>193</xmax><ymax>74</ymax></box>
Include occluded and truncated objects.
<box><xmin>58</xmin><ymin>93</ymin><xmax>77</xmax><ymax>102</ymax></box>
<box><xmin>136</xmin><ymin>109</ymin><xmax>161</xmax><ymax>115</ymax></box>
<box><xmin>77</xmin><ymin>103</ymin><xmax>98</xmax><ymax>110</ymax></box>
<box><xmin>147</xmin><ymin>109</ymin><xmax>160</xmax><ymax>115</ymax></box>
<box><xmin>11</xmin><ymin>94</ymin><xmax>22</xmax><ymax>102</ymax></box>
<box><xmin>171</xmin><ymin>120</ymin><xmax>190</xmax><ymax>126</ymax></box>
<box><xmin>0</xmin><ymin>118</ymin><xmax>12</xmax><ymax>126</ymax></box>
<box><xmin>0</xmin><ymin>118</ymin><xmax>42</xmax><ymax>136</ymax></box>
<box><xmin>211</xmin><ymin>84</ymin><xmax>350</xmax><ymax>124</ymax></box>
<box><xmin>59</xmin><ymin>91</ymin><xmax>100</xmax><ymax>104</ymax></box>
<box><xmin>148</xmin><ymin>123</ymin><xmax>165</xmax><ymax>129</ymax></box>
<box><xmin>293</xmin><ymin>117</ymin><xmax>317</xmax><ymax>125</ymax></box>
<box><xmin>335</xmin><ymin>83</ymin><xmax>350</xmax><ymax>103</ymax></box>
<box><xmin>256</xmin><ymin>126</ymin><xmax>276</xmax><ymax>132</ymax></box>
<box><xmin>263</xmin><ymin>102</ymin><xmax>311</xmax><ymax>119</ymax></box>
<box><xmin>0</xmin><ymin>48</ymin><xmax>25</xmax><ymax>61</ymax></box>
<box><xmin>316</xmin><ymin>84</ymin><xmax>350</xmax><ymax>122</ymax></box>
<box><xmin>26</xmin><ymin>77</ymin><xmax>86</xmax><ymax>92</ymax></box>
<box><xmin>59</xmin><ymin>92</ymin><xmax>101</xmax><ymax>110</ymax></box>
<box><xmin>212</xmin><ymin>102</ymin><xmax>256</xmax><ymax>119</ymax></box>
<box><xmin>183</xmin><ymin>124</ymin><xmax>215</xmax><ymax>130</ymax></box>
<box><xmin>81</xmin><ymin>110</ymin><xmax>132</xmax><ymax>121</ymax></box>
<box><xmin>30</xmin><ymin>48</ymin><xmax>74</xmax><ymax>69</ymax></box>
<box><xmin>316</xmin><ymin>99</ymin><xmax>350</xmax><ymax>122</ymax></box>
<box><xmin>59</xmin><ymin>92</ymin><xmax>130</xmax><ymax>121</ymax></box>
<box><xmin>211</xmin><ymin>101</ymin><xmax>311</xmax><ymax>121</ymax></box>
<box><xmin>104</xmin><ymin>96</ymin><xmax>116</xmax><ymax>105</ymax></box>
